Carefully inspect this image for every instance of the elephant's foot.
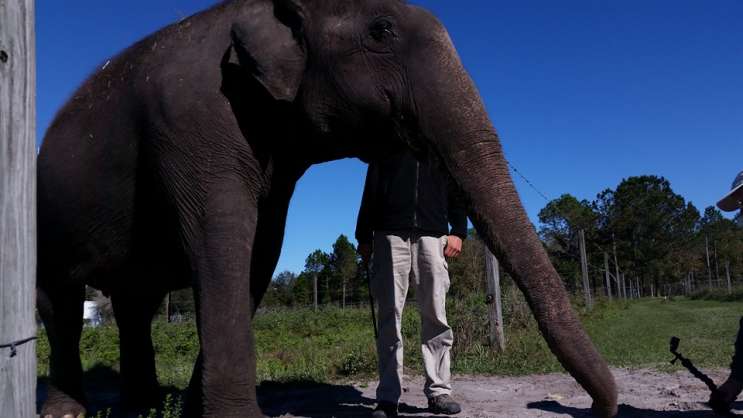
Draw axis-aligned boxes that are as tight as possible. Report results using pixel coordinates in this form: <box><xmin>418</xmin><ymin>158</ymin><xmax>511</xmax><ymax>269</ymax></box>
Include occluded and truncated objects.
<box><xmin>182</xmin><ymin>394</ymin><xmax>265</xmax><ymax>418</ymax></box>
<box><xmin>591</xmin><ymin>401</ymin><xmax>618</xmax><ymax>418</ymax></box>
<box><xmin>182</xmin><ymin>404</ymin><xmax>266</xmax><ymax>418</ymax></box>
<box><xmin>41</xmin><ymin>387</ymin><xmax>86</xmax><ymax>418</ymax></box>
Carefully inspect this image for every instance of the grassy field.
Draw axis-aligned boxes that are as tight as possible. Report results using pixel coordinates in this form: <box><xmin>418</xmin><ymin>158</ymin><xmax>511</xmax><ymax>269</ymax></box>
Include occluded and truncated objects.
<box><xmin>36</xmin><ymin>296</ymin><xmax>743</xmax><ymax>390</ymax></box>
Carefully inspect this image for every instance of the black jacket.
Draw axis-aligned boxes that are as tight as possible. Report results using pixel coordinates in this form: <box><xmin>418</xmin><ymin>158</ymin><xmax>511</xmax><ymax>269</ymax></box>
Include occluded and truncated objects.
<box><xmin>355</xmin><ymin>149</ymin><xmax>468</xmax><ymax>244</ymax></box>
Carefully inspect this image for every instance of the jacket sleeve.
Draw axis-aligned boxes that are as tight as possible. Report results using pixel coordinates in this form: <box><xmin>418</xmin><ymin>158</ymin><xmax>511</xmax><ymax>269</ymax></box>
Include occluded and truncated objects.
<box><xmin>447</xmin><ymin>175</ymin><xmax>468</xmax><ymax>240</ymax></box>
<box><xmin>355</xmin><ymin>163</ymin><xmax>379</xmax><ymax>245</ymax></box>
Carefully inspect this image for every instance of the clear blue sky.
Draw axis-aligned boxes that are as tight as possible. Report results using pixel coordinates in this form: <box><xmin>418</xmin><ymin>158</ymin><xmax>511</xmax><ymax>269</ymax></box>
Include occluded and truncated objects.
<box><xmin>37</xmin><ymin>1</ymin><xmax>743</xmax><ymax>274</ymax></box>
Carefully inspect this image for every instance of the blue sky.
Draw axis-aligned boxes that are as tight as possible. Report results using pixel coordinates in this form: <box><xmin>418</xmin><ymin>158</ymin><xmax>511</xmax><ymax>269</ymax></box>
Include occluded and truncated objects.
<box><xmin>38</xmin><ymin>1</ymin><xmax>743</xmax><ymax>274</ymax></box>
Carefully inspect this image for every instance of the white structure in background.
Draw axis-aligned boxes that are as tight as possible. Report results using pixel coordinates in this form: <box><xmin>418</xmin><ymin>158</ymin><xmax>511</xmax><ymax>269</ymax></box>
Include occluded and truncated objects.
<box><xmin>83</xmin><ymin>301</ymin><xmax>102</xmax><ymax>327</ymax></box>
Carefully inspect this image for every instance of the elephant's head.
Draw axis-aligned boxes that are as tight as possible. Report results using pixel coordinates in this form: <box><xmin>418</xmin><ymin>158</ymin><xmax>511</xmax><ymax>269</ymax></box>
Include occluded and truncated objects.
<box><xmin>229</xmin><ymin>0</ymin><xmax>618</xmax><ymax>416</ymax></box>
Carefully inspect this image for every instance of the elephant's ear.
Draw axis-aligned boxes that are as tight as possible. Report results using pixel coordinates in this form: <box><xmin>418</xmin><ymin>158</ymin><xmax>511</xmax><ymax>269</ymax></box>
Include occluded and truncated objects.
<box><xmin>229</xmin><ymin>0</ymin><xmax>306</xmax><ymax>102</ymax></box>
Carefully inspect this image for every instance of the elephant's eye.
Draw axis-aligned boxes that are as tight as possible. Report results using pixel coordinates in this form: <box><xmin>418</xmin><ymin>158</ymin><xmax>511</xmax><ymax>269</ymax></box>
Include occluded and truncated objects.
<box><xmin>370</xmin><ymin>18</ymin><xmax>396</xmax><ymax>43</ymax></box>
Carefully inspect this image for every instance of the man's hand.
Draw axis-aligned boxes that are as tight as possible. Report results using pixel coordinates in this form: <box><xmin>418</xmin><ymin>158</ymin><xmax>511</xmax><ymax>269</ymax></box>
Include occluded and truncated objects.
<box><xmin>444</xmin><ymin>235</ymin><xmax>463</xmax><ymax>258</ymax></box>
<box><xmin>358</xmin><ymin>242</ymin><xmax>372</xmax><ymax>266</ymax></box>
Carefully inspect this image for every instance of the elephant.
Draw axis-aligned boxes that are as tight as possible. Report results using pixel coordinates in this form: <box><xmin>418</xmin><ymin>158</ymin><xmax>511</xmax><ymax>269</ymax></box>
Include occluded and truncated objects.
<box><xmin>36</xmin><ymin>0</ymin><xmax>618</xmax><ymax>417</ymax></box>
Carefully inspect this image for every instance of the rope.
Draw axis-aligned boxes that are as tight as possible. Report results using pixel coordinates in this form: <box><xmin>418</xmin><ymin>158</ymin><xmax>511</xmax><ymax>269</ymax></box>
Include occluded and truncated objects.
<box><xmin>0</xmin><ymin>336</ymin><xmax>36</xmax><ymax>358</ymax></box>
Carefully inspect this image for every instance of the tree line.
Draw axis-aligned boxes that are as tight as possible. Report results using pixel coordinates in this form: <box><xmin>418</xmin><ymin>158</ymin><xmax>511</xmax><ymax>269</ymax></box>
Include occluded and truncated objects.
<box><xmin>538</xmin><ymin>175</ymin><xmax>742</xmax><ymax>297</ymax></box>
<box><xmin>263</xmin><ymin>175</ymin><xmax>743</xmax><ymax>307</ymax></box>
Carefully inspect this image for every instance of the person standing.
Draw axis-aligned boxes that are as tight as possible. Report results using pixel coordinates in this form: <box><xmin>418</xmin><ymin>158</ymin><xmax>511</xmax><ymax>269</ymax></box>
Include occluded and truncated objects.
<box><xmin>710</xmin><ymin>171</ymin><xmax>743</xmax><ymax>414</ymax></box>
<box><xmin>356</xmin><ymin>148</ymin><xmax>467</xmax><ymax>418</ymax></box>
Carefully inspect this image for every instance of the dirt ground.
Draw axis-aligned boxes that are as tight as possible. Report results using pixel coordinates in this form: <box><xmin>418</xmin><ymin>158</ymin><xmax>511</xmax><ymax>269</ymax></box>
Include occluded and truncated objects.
<box><xmin>259</xmin><ymin>368</ymin><xmax>740</xmax><ymax>418</ymax></box>
<box><xmin>37</xmin><ymin>368</ymin><xmax>743</xmax><ymax>417</ymax></box>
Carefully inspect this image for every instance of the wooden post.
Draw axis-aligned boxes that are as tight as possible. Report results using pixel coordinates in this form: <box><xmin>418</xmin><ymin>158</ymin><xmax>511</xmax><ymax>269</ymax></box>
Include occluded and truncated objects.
<box><xmin>579</xmin><ymin>230</ymin><xmax>592</xmax><ymax>309</ymax></box>
<box><xmin>604</xmin><ymin>252</ymin><xmax>612</xmax><ymax>300</ymax></box>
<box><xmin>0</xmin><ymin>1</ymin><xmax>37</xmax><ymax>416</ymax></box>
<box><xmin>313</xmin><ymin>273</ymin><xmax>318</xmax><ymax>311</ymax></box>
<box><xmin>484</xmin><ymin>250</ymin><xmax>505</xmax><ymax>351</ymax></box>
<box><xmin>727</xmin><ymin>261</ymin><xmax>732</xmax><ymax>295</ymax></box>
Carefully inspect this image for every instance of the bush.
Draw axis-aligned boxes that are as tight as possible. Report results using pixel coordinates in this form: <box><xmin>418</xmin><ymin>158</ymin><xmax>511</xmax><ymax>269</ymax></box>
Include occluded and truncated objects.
<box><xmin>689</xmin><ymin>285</ymin><xmax>743</xmax><ymax>302</ymax></box>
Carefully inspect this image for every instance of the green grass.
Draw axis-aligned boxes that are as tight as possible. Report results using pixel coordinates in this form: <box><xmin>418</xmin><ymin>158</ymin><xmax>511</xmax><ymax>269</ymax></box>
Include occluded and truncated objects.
<box><xmin>36</xmin><ymin>296</ymin><xmax>743</xmax><ymax>390</ymax></box>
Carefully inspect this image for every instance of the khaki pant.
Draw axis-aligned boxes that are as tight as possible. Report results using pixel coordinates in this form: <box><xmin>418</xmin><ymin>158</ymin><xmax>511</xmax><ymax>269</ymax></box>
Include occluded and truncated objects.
<box><xmin>372</xmin><ymin>232</ymin><xmax>454</xmax><ymax>403</ymax></box>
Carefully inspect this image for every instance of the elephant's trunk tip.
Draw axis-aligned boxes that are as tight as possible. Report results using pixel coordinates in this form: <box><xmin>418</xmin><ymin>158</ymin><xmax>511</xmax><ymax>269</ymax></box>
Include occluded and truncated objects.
<box><xmin>592</xmin><ymin>399</ymin><xmax>619</xmax><ymax>418</ymax></box>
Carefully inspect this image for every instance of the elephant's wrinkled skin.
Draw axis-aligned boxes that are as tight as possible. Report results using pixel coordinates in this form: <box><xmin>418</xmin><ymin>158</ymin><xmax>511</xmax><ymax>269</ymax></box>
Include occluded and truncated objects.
<box><xmin>37</xmin><ymin>1</ymin><xmax>618</xmax><ymax>417</ymax></box>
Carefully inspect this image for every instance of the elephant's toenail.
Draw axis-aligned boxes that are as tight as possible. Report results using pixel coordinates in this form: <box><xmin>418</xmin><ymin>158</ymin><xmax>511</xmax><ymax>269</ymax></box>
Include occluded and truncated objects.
<box><xmin>63</xmin><ymin>414</ymin><xmax>75</xmax><ymax>418</ymax></box>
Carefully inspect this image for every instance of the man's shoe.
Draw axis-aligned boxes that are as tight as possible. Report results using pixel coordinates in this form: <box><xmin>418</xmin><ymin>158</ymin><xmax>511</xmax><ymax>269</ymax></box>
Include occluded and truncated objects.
<box><xmin>372</xmin><ymin>401</ymin><xmax>398</xmax><ymax>418</ymax></box>
<box><xmin>428</xmin><ymin>394</ymin><xmax>462</xmax><ymax>415</ymax></box>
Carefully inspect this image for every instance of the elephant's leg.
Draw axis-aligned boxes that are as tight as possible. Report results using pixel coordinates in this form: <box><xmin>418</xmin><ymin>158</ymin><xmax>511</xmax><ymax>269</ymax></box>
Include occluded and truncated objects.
<box><xmin>111</xmin><ymin>286</ymin><xmax>165</xmax><ymax>409</ymax></box>
<box><xmin>38</xmin><ymin>280</ymin><xmax>87</xmax><ymax>418</ymax></box>
<box><xmin>181</xmin><ymin>177</ymin><xmax>262</xmax><ymax>418</ymax></box>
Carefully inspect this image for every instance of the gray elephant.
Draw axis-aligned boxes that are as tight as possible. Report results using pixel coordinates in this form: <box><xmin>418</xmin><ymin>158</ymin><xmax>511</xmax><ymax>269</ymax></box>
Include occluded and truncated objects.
<box><xmin>37</xmin><ymin>0</ymin><xmax>618</xmax><ymax>417</ymax></box>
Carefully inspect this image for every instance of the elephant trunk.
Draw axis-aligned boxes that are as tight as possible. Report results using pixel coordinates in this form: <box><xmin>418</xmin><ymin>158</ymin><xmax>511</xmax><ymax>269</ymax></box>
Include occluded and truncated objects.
<box><xmin>410</xmin><ymin>18</ymin><xmax>618</xmax><ymax>418</ymax></box>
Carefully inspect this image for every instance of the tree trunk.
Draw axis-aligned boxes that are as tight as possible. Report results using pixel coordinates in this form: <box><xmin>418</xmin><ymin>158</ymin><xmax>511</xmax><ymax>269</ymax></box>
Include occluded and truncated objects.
<box><xmin>706</xmin><ymin>235</ymin><xmax>713</xmax><ymax>288</ymax></box>
<box><xmin>0</xmin><ymin>1</ymin><xmax>37</xmax><ymax>416</ymax></box>
<box><xmin>714</xmin><ymin>242</ymin><xmax>720</xmax><ymax>285</ymax></box>
<box><xmin>313</xmin><ymin>273</ymin><xmax>318</xmax><ymax>312</ymax></box>
<box><xmin>579</xmin><ymin>230</ymin><xmax>592</xmax><ymax>309</ymax></box>
<box><xmin>165</xmin><ymin>292</ymin><xmax>171</xmax><ymax>322</ymax></box>
<box><xmin>613</xmin><ymin>237</ymin><xmax>622</xmax><ymax>299</ymax></box>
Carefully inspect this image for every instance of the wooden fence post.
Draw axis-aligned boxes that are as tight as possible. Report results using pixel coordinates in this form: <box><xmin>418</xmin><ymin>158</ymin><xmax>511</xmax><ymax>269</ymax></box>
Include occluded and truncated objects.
<box><xmin>484</xmin><ymin>250</ymin><xmax>505</xmax><ymax>351</ymax></box>
<box><xmin>579</xmin><ymin>230</ymin><xmax>592</xmax><ymax>309</ymax></box>
<box><xmin>0</xmin><ymin>1</ymin><xmax>37</xmax><ymax>416</ymax></box>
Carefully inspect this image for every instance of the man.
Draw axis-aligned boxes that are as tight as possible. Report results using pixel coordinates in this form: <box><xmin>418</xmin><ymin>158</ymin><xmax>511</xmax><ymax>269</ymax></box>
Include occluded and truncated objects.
<box><xmin>356</xmin><ymin>148</ymin><xmax>467</xmax><ymax>418</ymax></box>
<box><xmin>709</xmin><ymin>170</ymin><xmax>743</xmax><ymax>414</ymax></box>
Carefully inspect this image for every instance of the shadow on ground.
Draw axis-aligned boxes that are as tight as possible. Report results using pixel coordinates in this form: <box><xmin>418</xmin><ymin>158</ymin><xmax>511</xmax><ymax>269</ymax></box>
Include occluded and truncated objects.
<box><xmin>37</xmin><ymin>364</ymin><xmax>182</xmax><ymax>418</ymax></box>
<box><xmin>528</xmin><ymin>400</ymin><xmax>743</xmax><ymax>418</ymax></box>
<box><xmin>37</xmin><ymin>368</ymin><xmax>443</xmax><ymax>418</ymax></box>
<box><xmin>258</xmin><ymin>381</ymin><xmax>451</xmax><ymax>418</ymax></box>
